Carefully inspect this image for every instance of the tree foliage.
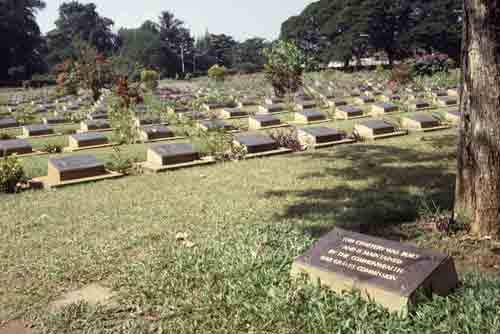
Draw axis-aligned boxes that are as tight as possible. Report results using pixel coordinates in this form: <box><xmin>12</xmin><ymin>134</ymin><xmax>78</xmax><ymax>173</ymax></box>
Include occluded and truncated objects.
<box><xmin>0</xmin><ymin>0</ymin><xmax>47</xmax><ymax>80</ymax></box>
<box><xmin>264</xmin><ymin>40</ymin><xmax>307</xmax><ymax>97</ymax></box>
<box><xmin>45</xmin><ymin>1</ymin><xmax>119</xmax><ymax>68</ymax></box>
<box><xmin>281</xmin><ymin>0</ymin><xmax>462</xmax><ymax>65</ymax></box>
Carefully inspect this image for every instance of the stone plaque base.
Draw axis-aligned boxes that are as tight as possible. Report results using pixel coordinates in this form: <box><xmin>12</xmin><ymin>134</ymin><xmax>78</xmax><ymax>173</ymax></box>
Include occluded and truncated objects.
<box><xmin>291</xmin><ymin>228</ymin><xmax>458</xmax><ymax>314</ymax></box>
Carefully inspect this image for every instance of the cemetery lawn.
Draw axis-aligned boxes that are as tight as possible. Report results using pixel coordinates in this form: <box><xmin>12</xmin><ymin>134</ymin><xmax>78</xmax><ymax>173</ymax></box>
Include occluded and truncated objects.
<box><xmin>1</xmin><ymin>129</ymin><xmax>500</xmax><ymax>333</ymax></box>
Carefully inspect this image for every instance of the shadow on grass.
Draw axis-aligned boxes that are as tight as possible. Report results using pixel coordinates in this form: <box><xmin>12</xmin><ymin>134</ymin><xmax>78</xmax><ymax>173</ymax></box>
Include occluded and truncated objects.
<box><xmin>265</xmin><ymin>135</ymin><xmax>457</xmax><ymax>239</ymax></box>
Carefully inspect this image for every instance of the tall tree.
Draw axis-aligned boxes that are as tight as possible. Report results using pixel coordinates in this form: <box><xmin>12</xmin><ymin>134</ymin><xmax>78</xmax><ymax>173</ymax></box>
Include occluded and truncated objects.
<box><xmin>158</xmin><ymin>11</ymin><xmax>194</xmax><ymax>77</ymax></box>
<box><xmin>455</xmin><ymin>0</ymin><xmax>500</xmax><ymax>235</ymax></box>
<box><xmin>0</xmin><ymin>0</ymin><xmax>46</xmax><ymax>80</ymax></box>
<box><xmin>45</xmin><ymin>1</ymin><xmax>118</xmax><ymax>67</ymax></box>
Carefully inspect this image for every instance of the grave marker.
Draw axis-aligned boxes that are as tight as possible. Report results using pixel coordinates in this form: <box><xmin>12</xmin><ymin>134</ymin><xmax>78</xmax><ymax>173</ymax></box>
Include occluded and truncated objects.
<box><xmin>355</xmin><ymin>120</ymin><xmax>405</xmax><ymax>139</ymax></box>
<box><xmin>0</xmin><ymin>139</ymin><xmax>33</xmax><ymax>157</ymax></box>
<box><xmin>371</xmin><ymin>102</ymin><xmax>399</xmax><ymax>115</ymax></box>
<box><xmin>47</xmin><ymin>155</ymin><xmax>107</xmax><ymax>183</ymax></box>
<box><xmin>81</xmin><ymin>120</ymin><xmax>111</xmax><ymax>132</ymax></box>
<box><xmin>22</xmin><ymin>124</ymin><xmax>54</xmax><ymax>137</ymax></box>
<box><xmin>0</xmin><ymin>117</ymin><xmax>18</xmax><ymax>129</ymax></box>
<box><xmin>248</xmin><ymin>114</ymin><xmax>282</xmax><ymax>130</ymax></box>
<box><xmin>234</xmin><ymin>133</ymin><xmax>279</xmax><ymax>154</ymax></box>
<box><xmin>68</xmin><ymin>133</ymin><xmax>109</xmax><ymax>149</ymax></box>
<box><xmin>220</xmin><ymin>107</ymin><xmax>248</xmax><ymax>119</ymax></box>
<box><xmin>401</xmin><ymin>113</ymin><xmax>441</xmax><ymax>130</ymax></box>
<box><xmin>147</xmin><ymin>143</ymin><xmax>199</xmax><ymax>166</ymax></box>
<box><xmin>291</xmin><ymin>228</ymin><xmax>458</xmax><ymax>314</ymax></box>
<box><xmin>139</xmin><ymin>125</ymin><xmax>175</xmax><ymax>141</ymax></box>
<box><xmin>336</xmin><ymin>106</ymin><xmax>364</xmax><ymax>119</ymax></box>
<box><xmin>198</xmin><ymin>120</ymin><xmax>235</xmax><ymax>132</ymax></box>
<box><xmin>297</xmin><ymin>127</ymin><xmax>350</xmax><ymax>146</ymax></box>
<box><xmin>294</xmin><ymin>110</ymin><xmax>327</xmax><ymax>123</ymax></box>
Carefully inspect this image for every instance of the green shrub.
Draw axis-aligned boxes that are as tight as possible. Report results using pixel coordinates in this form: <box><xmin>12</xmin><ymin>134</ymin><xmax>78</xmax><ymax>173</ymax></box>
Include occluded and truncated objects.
<box><xmin>0</xmin><ymin>154</ymin><xmax>25</xmax><ymax>193</ymax></box>
<box><xmin>208</xmin><ymin>65</ymin><xmax>227</xmax><ymax>82</ymax></box>
<box><xmin>263</xmin><ymin>40</ymin><xmax>307</xmax><ymax>97</ymax></box>
<box><xmin>42</xmin><ymin>144</ymin><xmax>63</xmax><ymax>154</ymax></box>
<box><xmin>106</xmin><ymin>146</ymin><xmax>134</xmax><ymax>174</ymax></box>
<box><xmin>409</xmin><ymin>53</ymin><xmax>452</xmax><ymax>76</ymax></box>
<box><xmin>141</xmin><ymin>70</ymin><xmax>159</xmax><ymax>90</ymax></box>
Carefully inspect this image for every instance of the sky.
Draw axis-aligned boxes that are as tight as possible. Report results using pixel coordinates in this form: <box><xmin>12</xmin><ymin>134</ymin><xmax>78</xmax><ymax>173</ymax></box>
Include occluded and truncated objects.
<box><xmin>36</xmin><ymin>0</ymin><xmax>314</xmax><ymax>41</ymax></box>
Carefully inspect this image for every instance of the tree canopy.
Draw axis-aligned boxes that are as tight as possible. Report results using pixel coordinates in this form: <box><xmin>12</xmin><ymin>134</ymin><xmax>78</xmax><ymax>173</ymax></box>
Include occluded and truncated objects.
<box><xmin>0</xmin><ymin>0</ymin><xmax>47</xmax><ymax>80</ymax></box>
<box><xmin>281</xmin><ymin>0</ymin><xmax>462</xmax><ymax>65</ymax></box>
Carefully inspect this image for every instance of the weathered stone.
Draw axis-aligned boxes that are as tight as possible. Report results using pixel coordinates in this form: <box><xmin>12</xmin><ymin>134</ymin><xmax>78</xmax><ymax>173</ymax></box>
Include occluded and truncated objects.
<box><xmin>291</xmin><ymin>228</ymin><xmax>458</xmax><ymax>314</ymax></box>
<box><xmin>248</xmin><ymin>114</ymin><xmax>281</xmax><ymax>129</ymax></box>
<box><xmin>48</xmin><ymin>155</ymin><xmax>107</xmax><ymax>183</ymax></box>
<box><xmin>336</xmin><ymin>106</ymin><xmax>363</xmax><ymax>119</ymax></box>
<box><xmin>234</xmin><ymin>133</ymin><xmax>279</xmax><ymax>153</ymax></box>
<box><xmin>147</xmin><ymin>143</ymin><xmax>199</xmax><ymax>166</ymax></box>
<box><xmin>298</xmin><ymin>127</ymin><xmax>345</xmax><ymax>145</ymax></box>
<box><xmin>139</xmin><ymin>125</ymin><xmax>175</xmax><ymax>140</ymax></box>
<box><xmin>402</xmin><ymin>113</ymin><xmax>441</xmax><ymax>130</ymax></box>
<box><xmin>69</xmin><ymin>133</ymin><xmax>109</xmax><ymax>148</ymax></box>
<box><xmin>295</xmin><ymin>110</ymin><xmax>327</xmax><ymax>123</ymax></box>
<box><xmin>371</xmin><ymin>102</ymin><xmax>399</xmax><ymax>114</ymax></box>
<box><xmin>22</xmin><ymin>124</ymin><xmax>53</xmax><ymax>137</ymax></box>
<box><xmin>0</xmin><ymin>139</ymin><xmax>33</xmax><ymax>157</ymax></box>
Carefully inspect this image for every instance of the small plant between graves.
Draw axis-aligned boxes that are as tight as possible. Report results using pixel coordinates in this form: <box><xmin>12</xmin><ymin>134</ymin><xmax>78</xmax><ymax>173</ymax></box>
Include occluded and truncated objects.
<box><xmin>269</xmin><ymin>128</ymin><xmax>303</xmax><ymax>152</ymax></box>
<box><xmin>106</xmin><ymin>146</ymin><xmax>135</xmax><ymax>175</ymax></box>
<box><xmin>43</xmin><ymin>144</ymin><xmax>63</xmax><ymax>154</ymax></box>
<box><xmin>0</xmin><ymin>154</ymin><xmax>25</xmax><ymax>193</ymax></box>
<box><xmin>263</xmin><ymin>40</ymin><xmax>307</xmax><ymax>97</ymax></box>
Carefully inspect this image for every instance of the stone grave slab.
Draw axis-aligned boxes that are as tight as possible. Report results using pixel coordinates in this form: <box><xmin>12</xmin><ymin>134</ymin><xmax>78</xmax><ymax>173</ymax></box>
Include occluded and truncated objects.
<box><xmin>220</xmin><ymin>107</ymin><xmax>248</xmax><ymax>119</ymax></box>
<box><xmin>296</xmin><ymin>100</ymin><xmax>317</xmax><ymax>110</ymax></box>
<box><xmin>336</xmin><ymin>106</ymin><xmax>364</xmax><ymax>119</ymax></box>
<box><xmin>178</xmin><ymin>110</ymin><xmax>207</xmax><ymax>120</ymax></box>
<box><xmin>431</xmin><ymin>90</ymin><xmax>449</xmax><ymax>98</ymax></box>
<box><xmin>291</xmin><ymin>228</ymin><xmax>457</xmax><ymax>314</ymax></box>
<box><xmin>298</xmin><ymin>126</ymin><xmax>348</xmax><ymax>146</ymax></box>
<box><xmin>354</xmin><ymin>120</ymin><xmax>403</xmax><ymax>139</ymax></box>
<box><xmin>401</xmin><ymin>113</ymin><xmax>441</xmax><ymax>130</ymax></box>
<box><xmin>169</xmin><ymin>106</ymin><xmax>191</xmax><ymax>114</ymax></box>
<box><xmin>380</xmin><ymin>94</ymin><xmax>401</xmax><ymax>102</ymax></box>
<box><xmin>265</xmin><ymin>97</ymin><xmax>284</xmax><ymax>105</ymax></box>
<box><xmin>0</xmin><ymin>117</ymin><xmax>18</xmax><ymax>129</ymax></box>
<box><xmin>22</xmin><ymin>124</ymin><xmax>54</xmax><ymax>137</ymax></box>
<box><xmin>445</xmin><ymin>110</ymin><xmax>461</xmax><ymax>124</ymax></box>
<box><xmin>43</xmin><ymin>116</ymin><xmax>67</xmax><ymax>125</ymax></box>
<box><xmin>139</xmin><ymin>125</ymin><xmax>175</xmax><ymax>141</ymax></box>
<box><xmin>296</xmin><ymin>93</ymin><xmax>314</xmax><ymax>102</ymax></box>
<box><xmin>354</xmin><ymin>96</ymin><xmax>375</xmax><ymax>104</ymax></box>
<box><xmin>134</xmin><ymin>116</ymin><xmax>161</xmax><ymax>126</ymax></box>
<box><xmin>198</xmin><ymin>120</ymin><xmax>235</xmax><ymax>132</ymax></box>
<box><xmin>294</xmin><ymin>110</ymin><xmax>327</xmax><ymax>123</ymax></box>
<box><xmin>436</xmin><ymin>96</ymin><xmax>458</xmax><ymax>107</ymax></box>
<box><xmin>147</xmin><ymin>143</ymin><xmax>199</xmax><ymax>166</ymax></box>
<box><xmin>234</xmin><ymin>133</ymin><xmax>279</xmax><ymax>154</ymax></box>
<box><xmin>0</xmin><ymin>139</ymin><xmax>33</xmax><ymax>157</ymax></box>
<box><xmin>331</xmin><ymin>100</ymin><xmax>348</xmax><ymax>108</ymax></box>
<box><xmin>258</xmin><ymin>103</ymin><xmax>287</xmax><ymax>114</ymax></box>
<box><xmin>69</xmin><ymin>132</ymin><xmax>109</xmax><ymax>149</ymax></box>
<box><xmin>81</xmin><ymin>120</ymin><xmax>111</xmax><ymax>132</ymax></box>
<box><xmin>248</xmin><ymin>114</ymin><xmax>282</xmax><ymax>130</ymax></box>
<box><xmin>48</xmin><ymin>155</ymin><xmax>107</xmax><ymax>183</ymax></box>
<box><xmin>238</xmin><ymin>96</ymin><xmax>260</xmax><ymax>107</ymax></box>
<box><xmin>371</xmin><ymin>102</ymin><xmax>399</xmax><ymax>115</ymax></box>
<box><xmin>88</xmin><ymin>112</ymin><xmax>108</xmax><ymax>120</ymax></box>
<box><xmin>409</xmin><ymin>100</ymin><xmax>431</xmax><ymax>110</ymax></box>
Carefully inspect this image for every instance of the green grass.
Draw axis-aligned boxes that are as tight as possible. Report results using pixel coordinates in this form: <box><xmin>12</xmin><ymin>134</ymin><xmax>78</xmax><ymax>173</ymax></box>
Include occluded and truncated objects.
<box><xmin>2</xmin><ymin>127</ymin><xmax>500</xmax><ymax>333</ymax></box>
<box><xmin>0</xmin><ymin>75</ymin><xmax>498</xmax><ymax>333</ymax></box>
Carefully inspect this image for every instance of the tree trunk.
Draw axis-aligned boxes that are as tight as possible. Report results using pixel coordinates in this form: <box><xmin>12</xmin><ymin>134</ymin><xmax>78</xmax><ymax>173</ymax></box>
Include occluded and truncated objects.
<box><xmin>455</xmin><ymin>0</ymin><xmax>500</xmax><ymax>236</ymax></box>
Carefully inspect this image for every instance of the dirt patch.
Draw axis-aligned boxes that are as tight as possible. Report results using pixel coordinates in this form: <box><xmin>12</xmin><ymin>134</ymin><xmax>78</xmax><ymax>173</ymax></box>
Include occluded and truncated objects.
<box><xmin>49</xmin><ymin>283</ymin><xmax>115</xmax><ymax>312</ymax></box>
<box><xmin>367</xmin><ymin>218</ymin><xmax>500</xmax><ymax>275</ymax></box>
<box><xmin>0</xmin><ymin>320</ymin><xmax>32</xmax><ymax>334</ymax></box>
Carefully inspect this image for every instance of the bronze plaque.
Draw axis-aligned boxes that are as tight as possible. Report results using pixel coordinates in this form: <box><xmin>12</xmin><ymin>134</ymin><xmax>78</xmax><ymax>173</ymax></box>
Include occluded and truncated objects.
<box><xmin>292</xmin><ymin>228</ymin><xmax>457</xmax><ymax>313</ymax></box>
